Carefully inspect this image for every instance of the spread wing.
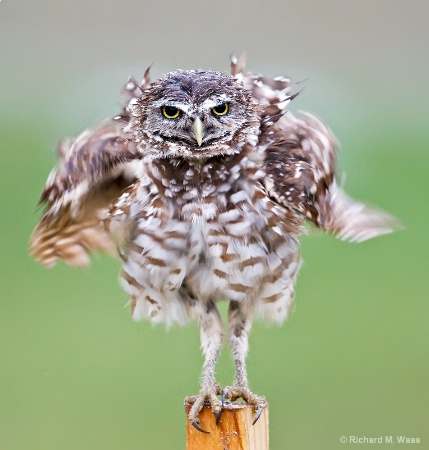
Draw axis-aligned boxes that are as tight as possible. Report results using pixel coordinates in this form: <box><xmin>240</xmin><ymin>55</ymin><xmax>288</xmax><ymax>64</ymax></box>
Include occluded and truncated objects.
<box><xmin>30</xmin><ymin>75</ymin><xmax>151</xmax><ymax>268</ymax></box>
<box><xmin>30</xmin><ymin>116</ymin><xmax>143</xmax><ymax>268</ymax></box>
<box><xmin>232</xmin><ymin>56</ymin><xmax>397</xmax><ymax>242</ymax></box>
<box><xmin>263</xmin><ymin>112</ymin><xmax>398</xmax><ymax>242</ymax></box>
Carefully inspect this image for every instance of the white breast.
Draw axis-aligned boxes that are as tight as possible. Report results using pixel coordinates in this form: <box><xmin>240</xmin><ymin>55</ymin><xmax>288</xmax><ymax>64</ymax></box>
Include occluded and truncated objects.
<box><xmin>118</xmin><ymin>175</ymin><xmax>301</xmax><ymax>327</ymax></box>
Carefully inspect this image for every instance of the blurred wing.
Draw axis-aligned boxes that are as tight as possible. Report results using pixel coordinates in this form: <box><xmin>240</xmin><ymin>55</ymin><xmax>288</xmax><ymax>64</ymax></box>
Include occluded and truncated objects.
<box><xmin>232</xmin><ymin>55</ymin><xmax>397</xmax><ymax>241</ymax></box>
<box><xmin>231</xmin><ymin>54</ymin><xmax>300</xmax><ymax>120</ymax></box>
<box><xmin>30</xmin><ymin>117</ymin><xmax>142</xmax><ymax>267</ymax></box>
<box><xmin>262</xmin><ymin>112</ymin><xmax>397</xmax><ymax>242</ymax></box>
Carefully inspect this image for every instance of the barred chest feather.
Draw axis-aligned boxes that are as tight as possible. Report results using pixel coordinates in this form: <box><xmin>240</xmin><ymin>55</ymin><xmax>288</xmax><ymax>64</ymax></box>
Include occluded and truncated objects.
<box><xmin>109</xmin><ymin>149</ymin><xmax>302</xmax><ymax>327</ymax></box>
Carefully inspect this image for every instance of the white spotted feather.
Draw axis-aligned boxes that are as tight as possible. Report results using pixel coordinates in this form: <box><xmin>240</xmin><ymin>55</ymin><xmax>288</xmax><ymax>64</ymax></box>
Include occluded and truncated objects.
<box><xmin>30</xmin><ymin>57</ymin><xmax>398</xmax><ymax>426</ymax></box>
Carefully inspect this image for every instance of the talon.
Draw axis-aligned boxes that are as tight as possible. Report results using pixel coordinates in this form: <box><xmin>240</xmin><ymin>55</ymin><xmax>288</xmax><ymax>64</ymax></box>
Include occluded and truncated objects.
<box><xmin>186</xmin><ymin>384</ymin><xmax>222</xmax><ymax>431</ymax></box>
<box><xmin>192</xmin><ymin>421</ymin><xmax>209</xmax><ymax>434</ymax></box>
<box><xmin>221</xmin><ymin>389</ymin><xmax>226</xmax><ymax>406</ymax></box>
<box><xmin>252</xmin><ymin>405</ymin><xmax>264</xmax><ymax>425</ymax></box>
<box><xmin>215</xmin><ymin>409</ymin><xmax>221</xmax><ymax>425</ymax></box>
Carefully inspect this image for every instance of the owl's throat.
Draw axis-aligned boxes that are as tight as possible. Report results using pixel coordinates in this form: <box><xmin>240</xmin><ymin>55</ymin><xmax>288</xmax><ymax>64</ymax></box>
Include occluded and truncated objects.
<box><xmin>149</xmin><ymin>146</ymin><xmax>255</xmax><ymax>199</ymax></box>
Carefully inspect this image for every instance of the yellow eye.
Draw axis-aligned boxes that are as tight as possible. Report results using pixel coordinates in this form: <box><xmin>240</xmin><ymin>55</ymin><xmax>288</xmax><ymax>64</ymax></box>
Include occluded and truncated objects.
<box><xmin>212</xmin><ymin>103</ymin><xmax>229</xmax><ymax>116</ymax></box>
<box><xmin>161</xmin><ymin>105</ymin><xmax>181</xmax><ymax>119</ymax></box>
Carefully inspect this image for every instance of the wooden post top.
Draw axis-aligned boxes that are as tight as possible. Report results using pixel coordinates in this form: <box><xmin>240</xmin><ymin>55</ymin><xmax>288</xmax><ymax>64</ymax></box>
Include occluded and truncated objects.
<box><xmin>185</xmin><ymin>402</ymin><xmax>269</xmax><ymax>450</ymax></box>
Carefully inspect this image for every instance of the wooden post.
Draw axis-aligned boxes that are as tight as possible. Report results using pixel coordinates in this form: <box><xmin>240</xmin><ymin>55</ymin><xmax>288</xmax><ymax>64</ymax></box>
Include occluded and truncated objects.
<box><xmin>185</xmin><ymin>402</ymin><xmax>269</xmax><ymax>450</ymax></box>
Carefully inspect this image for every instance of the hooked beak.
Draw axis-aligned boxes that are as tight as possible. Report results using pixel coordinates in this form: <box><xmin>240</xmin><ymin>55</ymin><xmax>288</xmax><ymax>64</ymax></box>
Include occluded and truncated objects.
<box><xmin>191</xmin><ymin>117</ymin><xmax>205</xmax><ymax>146</ymax></box>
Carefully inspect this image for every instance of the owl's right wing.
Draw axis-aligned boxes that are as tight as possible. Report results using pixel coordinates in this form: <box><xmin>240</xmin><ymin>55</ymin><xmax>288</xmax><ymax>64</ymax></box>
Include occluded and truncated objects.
<box><xmin>30</xmin><ymin>116</ymin><xmax>143</xmax><ymax>268</ymax></box>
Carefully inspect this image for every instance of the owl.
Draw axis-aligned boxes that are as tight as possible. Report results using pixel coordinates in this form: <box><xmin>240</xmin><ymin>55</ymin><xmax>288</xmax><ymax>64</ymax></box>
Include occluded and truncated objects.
<box><xmin>30</xmin><ymin>56</ymin><xmax>396</xmax><ymax>432</ymax></box>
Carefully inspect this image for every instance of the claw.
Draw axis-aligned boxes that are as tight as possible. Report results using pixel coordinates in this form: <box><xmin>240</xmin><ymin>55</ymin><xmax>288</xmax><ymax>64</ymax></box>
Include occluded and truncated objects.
<box><xmin>252</xmin><ymin>405</ymin><xmax>264</xmax><ymax>425</ymax></box>
<box><xmin>215</xmin><ymin>409</ymin><xmax>221</xmax><ymax>425</ymax></box>
<box><xmin>192</xmin><ymin>421</ymin><xmax>209</xmax><ymax>434</ymax></box>
<box><xmin>221</xmin><ymin>389</ymin><xmax>226</xmax><ymax>406</ymax></box>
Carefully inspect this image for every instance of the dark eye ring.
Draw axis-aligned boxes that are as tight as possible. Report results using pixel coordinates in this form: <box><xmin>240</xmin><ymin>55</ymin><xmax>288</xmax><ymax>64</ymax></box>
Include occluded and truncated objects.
<box><xmin>161</xmin><ymin>105</ymin><xmax>181</xmax><ymax>119</ymax></box>
<box><xmin>212</xmin><ymin>103</ymin><xmax>229</xmax><ymax>116</ymax></box>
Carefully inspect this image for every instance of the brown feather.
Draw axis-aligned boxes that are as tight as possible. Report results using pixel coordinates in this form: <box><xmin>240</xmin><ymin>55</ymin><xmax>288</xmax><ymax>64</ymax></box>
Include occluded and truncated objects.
<box><xmin>30</xmin><ymin>118</ymin><xmax>142</xmax><ymax>267</ymax></box>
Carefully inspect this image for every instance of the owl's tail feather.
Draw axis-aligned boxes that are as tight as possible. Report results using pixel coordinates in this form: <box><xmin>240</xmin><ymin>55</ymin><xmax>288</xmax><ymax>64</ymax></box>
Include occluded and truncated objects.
<box><xmin>322</xmin><ymin>182</ymin><xmax>401</xmax><ymax>243</ymax></box>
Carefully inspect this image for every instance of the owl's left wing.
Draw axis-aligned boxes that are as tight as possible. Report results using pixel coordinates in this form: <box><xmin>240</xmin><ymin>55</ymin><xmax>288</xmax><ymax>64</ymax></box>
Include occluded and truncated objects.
<box><xmin>232</xmin><ymin>56</ymin><xmax>397</xmax><ymax>241</ymax></box>
<box><xmin>261</xmin><ymin>112</ymin><xmax>397</xmax><ymax>242</ymax></box>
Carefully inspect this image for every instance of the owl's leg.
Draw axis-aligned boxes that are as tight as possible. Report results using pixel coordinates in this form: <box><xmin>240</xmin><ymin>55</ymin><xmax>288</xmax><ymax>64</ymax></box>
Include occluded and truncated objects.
<box><xmin>223</xmin><ymin>300</ymin><xmax>267</xmax><ymax>424</ymax></box>
<box><xmin>185</xmin><ymin>300</ymin><xmax>224</xmax><ymax>432</ymax></box>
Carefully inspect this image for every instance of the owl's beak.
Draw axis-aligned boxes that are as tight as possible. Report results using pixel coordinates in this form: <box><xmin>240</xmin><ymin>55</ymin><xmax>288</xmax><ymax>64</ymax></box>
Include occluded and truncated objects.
<box><xmin>191</xmin><ymin>117</ymin><xmax>205</xmax><ymax>146</ymax></box>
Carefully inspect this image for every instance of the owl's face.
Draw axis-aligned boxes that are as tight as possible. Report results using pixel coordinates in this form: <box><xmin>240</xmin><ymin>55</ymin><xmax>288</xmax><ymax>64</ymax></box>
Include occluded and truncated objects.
<box><xmin>130</xmin><ymin>70</ymin><xmax>260</xmax><ymax>160</ymax></box>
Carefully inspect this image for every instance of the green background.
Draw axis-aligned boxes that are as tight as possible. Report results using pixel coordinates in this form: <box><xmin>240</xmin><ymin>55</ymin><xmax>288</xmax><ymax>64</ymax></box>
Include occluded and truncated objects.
<box><xmin>1</xmin><ymin>1</ymin><xmax>427</xmax><ymax>449</ymax></box>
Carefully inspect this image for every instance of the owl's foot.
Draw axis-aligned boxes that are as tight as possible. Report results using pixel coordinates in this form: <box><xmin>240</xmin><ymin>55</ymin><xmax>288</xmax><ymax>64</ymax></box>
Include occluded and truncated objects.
<box><xmin>185</xmin><ymin>382</ymin><xmax>223</xmax><ymax>433</ymax></box>
<box><xmin>222</xmin><ymin>384</ymin><xmax>267</xmax><ymax>425</ymax></box>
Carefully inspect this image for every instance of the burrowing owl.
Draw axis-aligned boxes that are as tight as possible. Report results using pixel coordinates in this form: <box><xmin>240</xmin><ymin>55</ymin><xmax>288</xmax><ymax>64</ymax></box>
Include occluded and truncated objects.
<box><xmin>30</xmin><ymin>56</ymin><xmax>395</xmax><ymax>431</ymax></box>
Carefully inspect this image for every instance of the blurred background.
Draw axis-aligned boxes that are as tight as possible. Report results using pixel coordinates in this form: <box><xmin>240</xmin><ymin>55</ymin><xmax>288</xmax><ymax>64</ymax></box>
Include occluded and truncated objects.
<box><xmin>0</xmin><ymin>1</ymin><xmax>428</xmax><ymax>449</ymax></box>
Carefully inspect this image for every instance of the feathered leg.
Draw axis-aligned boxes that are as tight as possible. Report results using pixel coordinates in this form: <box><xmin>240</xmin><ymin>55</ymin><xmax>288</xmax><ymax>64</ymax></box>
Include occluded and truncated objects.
<box><xmin>185</xmin><ymin>300</ymin><xmax>224</xmax><ymax>431</ymax></box>
<box><xmin>223</xmin><ymin>300</ymin><xmax>267</xmax><ymax>424</ymax></box>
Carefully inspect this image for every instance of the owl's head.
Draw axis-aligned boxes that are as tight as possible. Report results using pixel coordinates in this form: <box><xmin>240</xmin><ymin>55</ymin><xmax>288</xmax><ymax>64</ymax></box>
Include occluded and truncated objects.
<box><xmin>129</xmin><ymin>70</ymin><xmax>260</xmax><ymax>160</ymax></box>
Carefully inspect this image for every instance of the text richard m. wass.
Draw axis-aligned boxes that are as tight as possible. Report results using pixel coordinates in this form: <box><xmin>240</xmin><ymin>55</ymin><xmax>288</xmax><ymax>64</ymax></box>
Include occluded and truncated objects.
<box><xmin>339</xmin><ymin>435</ymin><xmax>420</xmax><ymax>444</ymax></box>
